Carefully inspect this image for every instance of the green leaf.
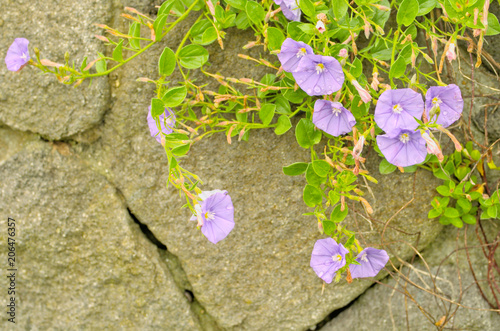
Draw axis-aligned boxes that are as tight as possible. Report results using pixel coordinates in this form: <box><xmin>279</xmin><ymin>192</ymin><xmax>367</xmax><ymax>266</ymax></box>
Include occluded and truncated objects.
<box><xmin>154</xmin><ymin>14</ymin><xmax>168</xmax><ymax>41</ymax></box>
<box><xmin>158</xmin><ymin>0</ymin><xmax>176</xmax><ymax>15</ymax></box>
<box><xmin>150</xmin><ymin>98</ymin><xmax>165</xmax><ymax>117</ymax></box>
<box><xmin>275</xmin><ymin>115</ymin><xmax>292</xmax><ymax>135</ymax></box>
<box><xmin>450</xmin><ymin>217</ymin><xmax>464</xmax><ymax>228</ymax></box>
<box><xmin>112</xmin><ymin>40</ymin><xmax>124</xmax><ymax>62</ymax></box>
<box><xmin>486</xmin><ymin>13</ymin><xmax>500</xmax><ymax>36</ymax></box>
<box><xmin>295</xmin><ymin>118</ymin><xmax>321</xmax><ymax>149</ymax></box>
<box><xmin>202</xmin><ymin>27</ymin><xmax>218</xmax><ymax>45</ymax></box>
<box><xmin>226</xmin><ymin>0</ymin><xmax>247</xmax><ymax>11</ymax></box>
<box><xmin>390</xmin><ymin>55</ymin><xmax>407</xmax><ymax>79</ymax></box>
<box><xmin>96</xmin><ymin>58</ymin><xmax>107</xmax><ymax>73</ymax></box>
<box><xmin>287</xmin><ymin>21</ymin><xmax>312</xmax><ymax>43</ymax></box>
<box><xmin>345</xmin><ymin>234</ymin><xmax>355</xmax><ymax>247</ymax></box>
<box><xmin>397</xmin><ymin>0</ymin><xmax>419</xmax><ymax>26</ymax></box>
<box><xmin>329</xmin><ymin>190</ymin><xmax>340</xmax><ymax>205</ymax></box>
<box><xmin>417</xmin><ymin>0</ymin><xmax>437</xmax><ymax>16</ymax></box>
<box><xmin>379</xmin><ymin>159</ymin><xmax>397</xmax><ymax>174</ymax></box>
<box><xmin>428</xmin><ymin>208</ymin><xmax>442</xmax><ymax>219</ymax></box>
<box><xmin>283</xmin><ymin>162</ymin><xmax>308</xmax><ymax>176</ymax></box>
<box><xmin>436</xmin><ymin>185</ymin><xmax>451</xmax><ymax>196</ymax></box>
<box><xmin>162</xmin><ymin>86</ymin><xmax>187</xmax><ymax>107</ymax></box>
<box><xmin>331</xmin><ymin>204</ymin><xmax>349</xmax><ymax>223</ymax></box>
<box><xmin>267</xmin><ymin>27</ymin><xmax>285</xmax><ymax>51</ymax></box>
<box><xmin>444</xmin><ymin>207</ymin><xmax>460</xmax><ymax>218</ymax></box>
<box><xmin>487</xmin><ymin>205</ymin><xmax>498</xmax><ymax>218</ymax></box>
<box><xmin>332</xmin><ymin>0</ymin><xmax>348</xmax><ymax>19</ymax></box>
<box><xmin>322</xmin><ymin>221</ymin><xmax>336</xmax><ymax>235</ymax></box>
<box><xmin>457</xmin><ymin>198</ymin><xmax>472</xmax><ymax>213</ymax></box>
<box><xmin>245</xmin><ymin>1</ymin><xmax>265</xmax><ymax>26</ymax></box>
<box><xmin>471</xmin><ymin>149</ymin><xmax>481</xmax><ymax>161</ymax></box>
<box><xmin>275</xmin><ymin>96</ymin><xmax>291</xmax><ymax>114</ymax></box>
<box><xmin>159</xmin><ymin>47</ymin><xmax>176</xmax><ymax>76</ymax></box>
<box><xmin>172</xmin><ymin>143</ymin><xmax>190</xmax><ymax>156</ymax></box>
<box><xmin>350</xmin><ymin>58</ymin><xmax>363</xmax><ymax>78</ymax></box>
<box><xmin>259</xmin><ymin>104</ymin><xmax>276</xmax><ymax>126</ymax></box>
<box><xmin>306</xmin><ymin>164</ymin><xmax>325</xmax><ymax>187</ymax></box>
<box><xmin>300</xmin><ymin>0</ymin><xmax>316</xmax><ymax>17</ymax></box>
<box><xmin>312</xmin><ymin>160</ymin><xmax>331</xmax><ymax>177</ymax></box>
<box><xmin>178</xmin><ymin>44</ymin><xmax>209</xmax><ymax>69</ymax></box>
<box><xmin>303</xmin><ymin>184</ymin><xmax>323</xmax><ymax>207</ymax></box>
<box><xmin>462</xmin><ymin>214</ymin><xmax>476</xmax><ymax>225</ymax></box>
<box><xmin>129</xmin><ymin>22</ymin><xmax>141</xmax><ymax>50</ymax></box>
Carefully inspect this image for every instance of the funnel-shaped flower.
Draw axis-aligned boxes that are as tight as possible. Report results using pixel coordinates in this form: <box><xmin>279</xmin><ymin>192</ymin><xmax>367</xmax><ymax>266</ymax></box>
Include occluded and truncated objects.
<box><xmin>274</xmin><ymin>0</ymin><xmax>301</xmax><ymax>21</ymax></box>
<box><xmin>310</xmin><ymin>238</ymin><xmax>349</xmax><ymax>283</ymax></box>
<box><xmin>191</xmin><ymin>190</ymin><xmax>235</xmax><ymax>244</ymax></box>
<box><xmin>425</xmin><ymin>85</ymin><xmax>463</xmax><ymax>128</ymax></box>
<box><xmin>377</xmin><ymin>129</ymin><xmax>427</xmax><ymax>167</ymax></box>
<box><xmin>147</xmin><ymin>106</ymin><xmax>176</xmax><ymax>144</ymax></box>
<box><xmin>277</xmin><ymin>38</ymin><xmax>313</xmax><ymax>73</ymax></box>
<box><xmin>5</xmin><ymin>38</ymin><xmax>30</xmax><ymax>72</ymax></box>
<box><xmin>313</xmin><ymin>100</ymin><xmax>356</xmax><ymax>137</ymax></box>
<box><xmin>350</xmin><ymin>247</ymin><xmax>389</xmax><ymax>279</ymax></box>
<box><xmin>293</xmin><ymin>55</ymin><xmax>344</xmax><ymax>96</ymax></box>
<box><xmin>374</xmin><ymin>88</ymin><xmax>424</xmax><ymax>132</ymax></box>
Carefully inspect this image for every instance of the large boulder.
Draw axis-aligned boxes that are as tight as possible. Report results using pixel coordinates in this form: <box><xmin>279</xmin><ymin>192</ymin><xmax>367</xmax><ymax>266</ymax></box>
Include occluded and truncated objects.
<box><xmin>0</xmin><ymin>135</ymin><xmax>199</xmax><ymax>330</ymax></box>
<box><xmin>0</xmin><ymin>0</ymin><xmax>112</xmax><ymax>139</ymax></box>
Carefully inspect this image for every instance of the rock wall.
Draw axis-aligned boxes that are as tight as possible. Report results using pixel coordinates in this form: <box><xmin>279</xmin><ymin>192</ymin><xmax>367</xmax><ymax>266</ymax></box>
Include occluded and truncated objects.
<box><xmin>1</xmin><ymin>0</ymin><xmax>499</xmax><ymax>330</ymax></box>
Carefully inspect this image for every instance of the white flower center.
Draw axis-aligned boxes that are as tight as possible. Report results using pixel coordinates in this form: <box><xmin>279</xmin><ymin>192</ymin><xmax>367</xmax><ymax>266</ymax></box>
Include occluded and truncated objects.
<box><xmin>360</xmin><ymin>253</ymin><xmax>368</xmax><ymax>263</ymax></box>
<box><xmin>332</xmin><ymin>107</ymin><xmax>342</xmax><ymax>116</ymax></box>
<box><xmin>392</xmin><ymin>104</ymin><xmax>403</xmax><ymax>114</ymax></box>
<box><xmin>296</xmin><ymin>48</ymin><xmax>307</xmax><ymax>58</ymax></box>
<box><xmin>399</xmin><ymin>133</ymin><xmax>410</xmax><ymax>143</ymax></box>
<box><xmin>432</xmin><ymin>97</ymin><xmax>442</xmax><ymax>106</ymax></box>
<box><xmin>332</xmin><ymin>254</ymin><xmax>342</xmax><ymax>262</ymax></box>
<box><xmin>315</xmin><ymin>63</ymin><xmax>325</xmax><ymax>75</ymax></box>
<box><xmin>21</xmin><ymin>53</ymin><xmax>28</xmax><ymax>60</ymax></box>
<box><xmin>205</xmin><ymin>211</ymin><xmax>215</xmax><ymax>220</ymax></box>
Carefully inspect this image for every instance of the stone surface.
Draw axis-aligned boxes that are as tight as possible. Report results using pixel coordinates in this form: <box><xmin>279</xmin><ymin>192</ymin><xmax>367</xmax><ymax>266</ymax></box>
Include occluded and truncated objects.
<box><xmin>321</xmin><ymin>222</ymin><xmax>500</xmax><ymax>331</ymax></box>
<box><xmin>0</xmin><ymin>0</ymin><xmax>111</xmax><ymax>139</ymax></box>
<box><xmin>0</xmin><ymin>135</ymin><xmax>199</xmax><ymax>330</ymax></box>
<box><xmin>72</xmin><ymin>26</ymin><xmax>444</xmax><ymax>328</ymax></box>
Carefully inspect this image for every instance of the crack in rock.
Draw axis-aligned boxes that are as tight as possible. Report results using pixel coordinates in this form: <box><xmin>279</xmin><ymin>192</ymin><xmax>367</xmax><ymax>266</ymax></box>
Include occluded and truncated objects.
<box><xmin>126</xmin><ymin>206</ymin><xmax>222</xmax><ymax>331</ymax></box>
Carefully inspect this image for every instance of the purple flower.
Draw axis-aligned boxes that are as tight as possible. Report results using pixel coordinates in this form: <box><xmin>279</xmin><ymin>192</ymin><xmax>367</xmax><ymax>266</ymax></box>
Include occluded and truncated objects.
<box><xmin>147</xmin><ymin>106</ymin><xmax>176</xmax><ymax>144</ymax></box>
<box><xmin>425</xmin><ymin>84</ymin><xmax>463</xmax><ymax>128</ymax></box>
<box><xmin>274</xmin><ymin>0</ymin><xmax>301</xmax><ymax>22</ymax></box>
<box><xmin>5</xmin><ymin>38</ymin><xmax>30</xmax><ymax>72</ymax></box>
<box><xmin>349</xmin><ymin>247</ymin><xmax>389</xmax><ymax>279</ymax></box>
<box><xmin>313</xmin><ymin>100</ymin><xmax>356</xmax><ymax>137</ymax></box>
<box><xmin>190</xmin><ymin>190</ymin><xmax>235</xmax><ymax>244</ymax></box>
<box><xmin>374</xmin><ymin>88</ymin><xmax>424</xmax><ymax>132</ymax></box>
<box><xmin>293</xmin><ymin>55</ymin><xmax>344</xmax><ymax>96</ymax></box>
<box><xmin>310</xmin><ymin>238</ymin><xmax>349</xmax><ymax>283</ymax></box>
<box><xmin>277</xmin><ymin>38</ymin><xmax>314</xmax><ymax>73</ymax></box>
<box><xmin>376</xmin><ymin>129</ymin><xmax>427</xmax><ymax>167</ymax></box>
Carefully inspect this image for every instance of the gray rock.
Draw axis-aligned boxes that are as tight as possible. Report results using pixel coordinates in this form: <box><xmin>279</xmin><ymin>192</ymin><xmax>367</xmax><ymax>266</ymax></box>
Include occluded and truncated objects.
<box><xmin>0</xmin><ymin>136</ymin><xmax>199</xmax><ymax>330</ymax></box>
<box><xmin>72</xmin><ymin>23</ymin><xmax>443</xmax><ymax>328</ymax></box>
<box><xmin>321</xmin><ymin>222</ymin><xmax>500</xmax><ymax>331</ymax></box>
<box><xmin>0</xmin><ymin>0</ymin><xmax>112</xmax><ymax>139</ymax></box>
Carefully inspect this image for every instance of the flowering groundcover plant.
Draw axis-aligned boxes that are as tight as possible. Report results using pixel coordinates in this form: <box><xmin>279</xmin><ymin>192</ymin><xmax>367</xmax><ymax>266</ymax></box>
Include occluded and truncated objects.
<box><xmin>7</xmin><ymin>0</ymin><xmax>500</xmax><ymax>289</ymax></box>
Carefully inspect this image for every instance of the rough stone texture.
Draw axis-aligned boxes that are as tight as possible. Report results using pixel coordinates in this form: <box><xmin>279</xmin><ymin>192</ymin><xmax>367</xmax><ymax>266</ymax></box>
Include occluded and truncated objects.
<box><xmin>484</xmin><ymin>1</ymin><xmax>500</xmax><ymax>72</ymax></box>
<box><xmin>321</xmin><ymin>222</ymin><xmax>500</xmax><ymax>331</ymax></box>
<box><xmin>72</xmin><ymin>25</ymin><xmax>444</xmax><ymax>328</ymax></box>
<box><xmin>0</xmin><ymin>135</ymin><xmax>199</xmax><ymax>330</ymax></box>
<box><xmin>0</xmin><ymin>0</ymin><xmax>111</xmax><ymax>139</ymax></box>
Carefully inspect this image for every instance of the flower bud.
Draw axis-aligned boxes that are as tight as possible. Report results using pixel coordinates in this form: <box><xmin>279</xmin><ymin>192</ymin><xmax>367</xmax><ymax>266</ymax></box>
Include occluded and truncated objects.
<box><xmin>351</xmin><ymin>80</ymin><xmax>372</xmax><ymax>103</ymax></box>
<box><xmin>421</xmin><ymin>132</ymin><xmax>444</xmax><ymax>162</ymax></box>
<box><xmin>316</xmin><ymin>21</ymin><xmax>326</xmax><ymax>34</ymax></box>
<box><xmin>446</xmin><ymin>42</ymin><xmax>457</xmax><ymax>62</ymax></box>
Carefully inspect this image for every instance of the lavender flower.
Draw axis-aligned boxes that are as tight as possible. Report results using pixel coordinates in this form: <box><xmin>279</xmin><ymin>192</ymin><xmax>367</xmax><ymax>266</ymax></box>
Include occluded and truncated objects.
<box><xmin>349</xmin><ymin>247</ymin><xmax>389</xmax><ymax>279</ymax></box>
<box><xmin>293</xmin><ymin>55</ymin><xmax>344</xmax><ymax>96</ymax></box>
<box><xmin>274</xmin><ymin>0</ymin><xmax>301</xmax><ymax>22</ymax></box>
<box><xmin>312</xmin><ymin>100</ymin><xmax>356</xmax><ymax>137</ymax></box>
<box><xmin>277</xmin><ymin>38</ymin><xmax>314</xmax><ymax>73</ymax></box>
<box><xmin>190</xmin><ymin>190</ymin><xmax>235</xmax><ymax>244</ymax></box>
<box><xmin>310</xmin><ymin>238</ymin><xmax>349</xmax><ymax>283</ymax></box>
<box><xmin>425</xmin><ymin>84</ymin><xmax>463</xmax><ymax>128</ymax></box>
<box><xmin>374</xmin><ymin>88</ymin><xmax>424</xmax><ymax>132</ymax></box>
<box><xmin>5</xmin><ymin>38</ymin><xmax>30</xmax><ymax>72</ymax></box>
<box><xmin>376</xmin><ymin>129</ymin><xmax>427</xmax><ymax>167</ymax></box>
<box><xmin>147</xmin><ymin>106</ymin><xmax>176</xmax><ymax>144</ymax></box>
